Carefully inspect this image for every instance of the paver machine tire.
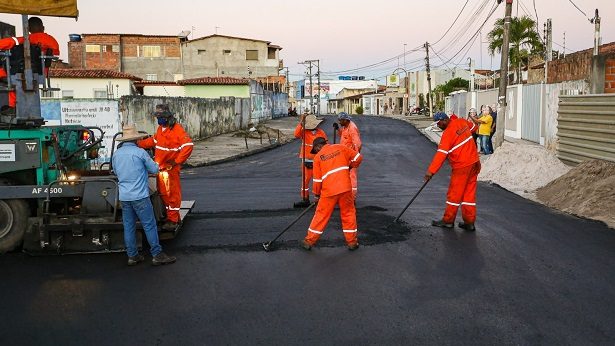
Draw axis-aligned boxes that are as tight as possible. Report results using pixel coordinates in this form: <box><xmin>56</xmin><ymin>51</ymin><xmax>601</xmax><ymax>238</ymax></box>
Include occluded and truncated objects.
<box><xmin>0</xmin><ymin>199</ymin><xmax>29</xmax><ymax>253</ymax></box>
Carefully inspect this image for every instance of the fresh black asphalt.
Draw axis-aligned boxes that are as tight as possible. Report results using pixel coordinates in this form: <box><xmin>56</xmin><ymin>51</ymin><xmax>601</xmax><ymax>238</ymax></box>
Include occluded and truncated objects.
<box><xmin>1</xmin><ymin>116</ymin><xmax>614</xmax><ymax>345</ymax></box>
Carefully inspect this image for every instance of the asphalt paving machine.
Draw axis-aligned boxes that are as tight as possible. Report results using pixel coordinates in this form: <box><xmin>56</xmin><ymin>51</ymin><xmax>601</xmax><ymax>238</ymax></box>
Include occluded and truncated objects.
<box><xmin>0</xmin><ymin>4</ymin><xmax>194</xmax><ymax>254</ymax></box>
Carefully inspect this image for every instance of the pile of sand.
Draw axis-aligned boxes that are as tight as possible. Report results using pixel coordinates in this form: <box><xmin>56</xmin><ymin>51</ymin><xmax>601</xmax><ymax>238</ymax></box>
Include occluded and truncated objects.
<box><xmin>537</xmin><ymin>160</ymin><xmax>615</xmax><ymax>229</ymax></box>
<box><xmin>479</xmin><ymin>141</ymin><xmax>571</xmax><ymax>195</ymax></box>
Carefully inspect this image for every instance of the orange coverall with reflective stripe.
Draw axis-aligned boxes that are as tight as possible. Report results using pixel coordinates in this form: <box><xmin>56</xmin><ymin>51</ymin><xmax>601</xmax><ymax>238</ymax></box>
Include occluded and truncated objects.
<box><xmin>338</xmin><ymin>120</ymin><xmax>362</xmax><ymax>199</ymax></box>
<box><xmin>428</xmin><ymin>118</ymin><xmax>480</xmax><ymax>224</ymax></box>
<box><xmin>304</xmin><ymin>144</ymin><xmax>363</xmax><ymax>246</ymax></box>
<box><xmin>294</xmin><ymin>123</ymin><xmax>328</xmax><ymax>199</ymax></box>
<box><xmin>138</xmin><ymin>124</ymin><xmax>193</xmax><ymax>223</ymax></box>
<box><xmin>0</xmin><ymin>33</ymin><xmax>60</xmax><ymax>107</ymax></box>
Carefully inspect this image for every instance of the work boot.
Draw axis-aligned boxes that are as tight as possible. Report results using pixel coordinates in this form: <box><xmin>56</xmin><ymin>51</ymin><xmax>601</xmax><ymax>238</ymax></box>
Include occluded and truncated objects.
<box><xmin>431</xmin><ymin>220</ymin><xmax>454</xmax><ymax>229</ymax></box>
<box><xmin>161</xmin><ymin>221</ymin><xmax>179</xmax><ymax>232</ymax></box>
<box><xmin>300</xmin><ymin>240</ymin><xmax>312</xmax><ymax>251</ymax></box>
<box><xmin>152</xmin><ymin>252</ymin><xmax>176</xmax><ymax>266</ymax></box>
<box><xmin>127</xmin><ymin>254</ymin><xmax>145</xmax><ymax>266</ymax></box>
<box><xmin>347</xmin><ymin>242</ymin><xmax>360</xmax><ymax>251</ymax></box>
<box><xmin>458</xmin><ymin>222</ymin><xmax>476</xmax><ymax>232</ymax></box>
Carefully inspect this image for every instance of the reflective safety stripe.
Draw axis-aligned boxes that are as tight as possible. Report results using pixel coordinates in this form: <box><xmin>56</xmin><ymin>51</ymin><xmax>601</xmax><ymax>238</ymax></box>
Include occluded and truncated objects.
<box><xmin>461</xmin><ymin>202</ymin><xmax>476</xmax><ymax>206</ymax></box>
<box><xmin>304</xmin><ymin>159</ymin><xmax>313</xmax><ymax>163</ymax></box>
<box><xmin>166</xmin><ymin>206</ymin><xmax>181</xmax><ymax>211</ymax></box>
<box><xmin>313</xmin><ymin>178</ymin><xmax>322</xmax><ymax>182</ymax></box>
<box><xmin>155</xmin><ymin>142</ymin><xmax>194</xmax><ymax>151</ymax></box>
<box><xmin>352</xmin><ymin>188</ymin><xmax>358</xmax><ymax>190</ymax></box>
<box><xmin>153</xmin><ymin>138</ymin><xmax>158</xmax><ymax>144</ymax></box>
<box><xmin>321</xmin><ymin>166</ymin><xmax>349</xmax><ymax>181</ymax></box>
<box><xmin>448</xmin><ymin>136</ymin><xmax>472</xmax><ymax>154</ymax></box>
<box><xmin>308</xmin><ymin>228</ymin><xmax>323</xmax><ymax>234</ymax></box>
<box><xmin>11</xmin><ymin>37</ymin><xmax>19</xmax><ymax>46</ymax></box>
<box><xmin>446</xmin><ymin>201</ymin><xmax>461</xmax><ymax>206</ymax></box>
<box><xmin>351</xmin><ymin>153</ymin><xmax>361</xmax><ymax>162</ymax></box>
<box><xmin>437</xmin><ymin>149</ymin><xmax>448</xmax><ymax>154</ymax></box>
<box><xmin>343</xmin><ymin>229</ymin><xmax>357</xmax><ymax>233</ymax></box>
<box><xmin>469</xmin><ymin>123</ymin><xmax>476</xmax><ymax>132</ymax></box>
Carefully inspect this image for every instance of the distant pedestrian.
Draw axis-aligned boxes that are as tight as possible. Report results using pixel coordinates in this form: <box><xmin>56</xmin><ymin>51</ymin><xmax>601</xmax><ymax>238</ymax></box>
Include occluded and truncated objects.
<box><xmin>113</xmin><ymin>124</ymin><xmax>176</xmax><ymax>266</ymax></box>
<box><xmin>488</xmin><ymin>105</ymin><xmax>497</xmax><ymax>153</ymax></box>
<box><xmin>301</xmin><ymin>137</ymin><xmax>363</xmax><ymax>251</ymax></box>
<box><xmin>424</xmin><ymin>112</ymin><xmax>480</xmax><ymax>231</ymax></box>
<box><xmin>470</xmin><ymin>106</ymin><xmax>493</xmax><ymax>155</ymax></box>
<box><xmin>467</xmin><ymin>107</ymin><xmax>479</xmax><ymax>145</ymax></box>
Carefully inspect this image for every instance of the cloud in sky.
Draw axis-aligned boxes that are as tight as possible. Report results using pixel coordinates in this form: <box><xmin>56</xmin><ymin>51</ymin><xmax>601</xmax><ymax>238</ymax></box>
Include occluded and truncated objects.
<box><xmin>0</xmin><ymin>0</ymin><xmax>612</xmax><ymax>80</ymax></box>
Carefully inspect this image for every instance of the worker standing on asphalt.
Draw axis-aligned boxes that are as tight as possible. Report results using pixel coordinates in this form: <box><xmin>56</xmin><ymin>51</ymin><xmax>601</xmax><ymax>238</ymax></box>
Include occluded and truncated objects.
<box><xmin>0</xmin><ymin>17</ymin><xmax>59</xmax><ymax>109</ymax></box>
<box><xmin>294</xmin><ymin>112</ymin><xmax>328</xmax><ymax>207</ymax></box>
<box><xmin>302</xmin><ymin>137</ymin><xmax>363</xmax><ymax>251</ymax></box>
<box><xmin>335</xmin><ymin>112</ymin><xmax>362</xmax><ymax>199</ymax></box>
<box><xmin>113</xmin><ymin>124</ymin><xmax>176</xmax><ymax>266</ymax></box>
<box><xmin>424</xmin><ymin>112</ymin><xmax>480</xmax><ymax>231</ymax></box>
<box><xmin>138</xmin><ymin>104</ymin><xmax>193</xmax><ymax>231</ymax></box>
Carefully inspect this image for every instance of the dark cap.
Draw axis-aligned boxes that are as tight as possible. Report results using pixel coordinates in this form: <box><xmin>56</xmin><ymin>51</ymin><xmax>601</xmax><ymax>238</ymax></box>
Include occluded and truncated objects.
<box><xmin>152</xmin><ymin>104</ymin><xmax>174</xmax><ymax>117</ymax></box>
<box><xmin>310</xmin><ymin>137</ymin><xmax>327</xmax><ymax>154</ymax></box>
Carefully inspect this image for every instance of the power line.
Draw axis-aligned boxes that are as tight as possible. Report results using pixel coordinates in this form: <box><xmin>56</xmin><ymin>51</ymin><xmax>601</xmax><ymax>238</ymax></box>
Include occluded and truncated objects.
<box><xmin>432</xmin><ymin>0</ymin><xmax>471</xmax><ymax>46</ymax></box>
<box><xmin>567</xmin><ymin>0</ymin><xmax>591</xmax><ymax>21</ymax></box>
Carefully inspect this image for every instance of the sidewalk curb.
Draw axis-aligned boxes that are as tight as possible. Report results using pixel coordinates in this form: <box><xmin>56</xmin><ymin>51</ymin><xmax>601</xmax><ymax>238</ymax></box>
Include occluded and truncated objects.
<box><xmin>183</xmin><ymin>141</ymin><xmax>287</xmax><ymax>168</ymax></box>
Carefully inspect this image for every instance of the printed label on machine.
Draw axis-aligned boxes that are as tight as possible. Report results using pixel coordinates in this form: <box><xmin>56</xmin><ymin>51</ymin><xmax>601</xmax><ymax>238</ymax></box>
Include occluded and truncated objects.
<box><xmin>0</xmin><ymin>144</ymin><xmax>16</xmax><ymax>161</ymax></box>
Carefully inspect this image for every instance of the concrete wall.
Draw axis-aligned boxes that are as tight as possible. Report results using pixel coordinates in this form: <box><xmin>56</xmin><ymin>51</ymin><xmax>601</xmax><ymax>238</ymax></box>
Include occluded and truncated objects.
<box><xmin>249</xmin><ymin>81</ymin><xmax>288</xmax><ymax>121</ymax></box>
<box><xmin>120</xmin><ymin>96</ymin><xmax>251</xmax><ymax>140</ymax></box>
<box><xmin>182</xmin><ymin>36</ymin><xmax>280</xmax><ymax>79</ymax></box>
<box><xmin>143</xmin><ymin>85</ymin><xmax>185</xmax><ymax>97</ymax></box>
<box><xmin>184</xmin><ymin>85</ymin><xmax>250</xmax><ymax>98</ymax></box>
<box><xmin>47</xmin><ymin>78</ymin><xmax>133</xmax><ymax>99</ymax></box>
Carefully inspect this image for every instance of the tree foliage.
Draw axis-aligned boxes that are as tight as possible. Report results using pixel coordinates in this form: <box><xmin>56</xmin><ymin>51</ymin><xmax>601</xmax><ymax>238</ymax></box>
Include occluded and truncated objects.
<box><xmin>488</xmin><ymin>15</ymin><xmax>543</xmax><ymax>84</ymax></box>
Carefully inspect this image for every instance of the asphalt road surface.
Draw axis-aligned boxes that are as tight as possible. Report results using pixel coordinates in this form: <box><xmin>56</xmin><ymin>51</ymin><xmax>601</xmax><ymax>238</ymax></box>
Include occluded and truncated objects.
<box><xmin>2</xmin><ymin>116</ymin><xmax>615</xmax><ymax>345</ymax></box>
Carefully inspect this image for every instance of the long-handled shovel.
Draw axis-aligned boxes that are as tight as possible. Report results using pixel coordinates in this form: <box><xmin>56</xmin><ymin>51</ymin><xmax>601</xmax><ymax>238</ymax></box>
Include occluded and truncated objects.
<box><xmin>392</xmin><ymin>179</ymin><xmax>430</xmax><ymax>224</ymax></box>
<box><xmin>263</xmin><ymin>202</ymin><xmax>316</xmax><ymax>252</ymax></box>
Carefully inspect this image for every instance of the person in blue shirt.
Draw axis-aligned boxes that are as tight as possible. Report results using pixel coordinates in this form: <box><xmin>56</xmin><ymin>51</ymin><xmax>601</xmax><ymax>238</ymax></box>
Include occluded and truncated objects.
<box><xmin>113</xmin><ymin>124</ymin><xmax>176</xmax><ymax>266</ymax></box>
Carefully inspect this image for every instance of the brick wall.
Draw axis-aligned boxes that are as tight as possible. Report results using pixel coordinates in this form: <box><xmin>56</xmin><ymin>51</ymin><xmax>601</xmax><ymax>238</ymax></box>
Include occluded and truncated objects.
<box><xmin>548</xmin><ymin>42</ymin><xmax>615</xmax><ymax>84</ymax></box>
<box><xmin>606</xmin><ymin>59</ymin><xmax>615</xmax><ymax>94</ymax></box>
<box><xmin>67</xmin><ymin>34</ymin><xmax>181</xmax><ymax>70</ymax></box>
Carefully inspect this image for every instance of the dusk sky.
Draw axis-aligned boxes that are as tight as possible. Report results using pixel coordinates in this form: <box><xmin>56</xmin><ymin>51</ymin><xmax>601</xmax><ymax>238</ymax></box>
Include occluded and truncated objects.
<box><xmin>1</xmin><ymin>0</ymin><xmax>612</xmax><ymax>81</ymax></box>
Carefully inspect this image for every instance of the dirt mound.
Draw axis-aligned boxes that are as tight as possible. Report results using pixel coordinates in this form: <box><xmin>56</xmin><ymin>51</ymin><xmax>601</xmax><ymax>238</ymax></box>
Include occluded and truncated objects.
<box><xmin>479</xmin><ymin>142</ymin><xmax>570</xmax><ymax>195</ymax></box>
<box><xmin>537</xmin><ymin>160</ymin><xmax>615</xmax><ymax>229</ymax></box>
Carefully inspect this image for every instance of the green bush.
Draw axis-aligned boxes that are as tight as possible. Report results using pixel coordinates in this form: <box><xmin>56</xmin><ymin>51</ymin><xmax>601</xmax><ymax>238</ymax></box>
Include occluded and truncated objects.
<box><xmin>355</xmin><ymin>105</ymin><xmax>364</xmax><ymax>115</ymax></box>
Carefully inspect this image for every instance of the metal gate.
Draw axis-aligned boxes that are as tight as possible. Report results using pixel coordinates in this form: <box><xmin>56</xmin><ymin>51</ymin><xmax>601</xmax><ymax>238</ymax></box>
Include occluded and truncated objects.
<box><xmin>521</xmin><ymin>84</ymin><xmax>542</xmax><ymax>143</ymax></box>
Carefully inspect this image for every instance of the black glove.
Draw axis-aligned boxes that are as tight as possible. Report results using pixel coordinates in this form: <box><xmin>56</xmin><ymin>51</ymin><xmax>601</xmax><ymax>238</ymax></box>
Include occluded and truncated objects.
<box><xmin>333</xmin><ymin>123</ymin><xmax>339</xmax><ymax>130</ymax></box>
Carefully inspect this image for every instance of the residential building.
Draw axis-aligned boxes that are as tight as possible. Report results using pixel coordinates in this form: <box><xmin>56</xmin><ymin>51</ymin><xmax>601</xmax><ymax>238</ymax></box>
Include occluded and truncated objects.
<box><xmin>181</xmin><ymin>34</ymin><xmax>283</xmax><ymax>79</ymax></box>
<box><xmin>68</xmin><ymin>33</ymin><xmax>188</xmax><ymax>82</ymax></box>
<box><xmin>328</xmin><ymin>88</ymin><xmax>377</xmax><ymax>114</ymax></box>
<box><xmin>46</xmin><ymin>69</ymin><xmax>141</xmax><ymax>99</ymax></box>
<box><xmin>295</xmin><ymin>79</ymin><xmax>378</xmax><ymax>114</ymax></box>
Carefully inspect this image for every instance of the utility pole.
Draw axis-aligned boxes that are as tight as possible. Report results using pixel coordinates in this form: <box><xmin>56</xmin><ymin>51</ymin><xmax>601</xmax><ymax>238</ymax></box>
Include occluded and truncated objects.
<box><xmin>544</xmin><ymin>18</ymin><xmax>552</xmax><ymax>83</ymax></box>
<box><xmin>563</xmin><ymin>32</ymin><xmax>566</xmax><ymax>58</ymax></box>
<box><xmin>494</xmin><ymin>0</ymin><xmax>513</xmax><ymax>149</ymax></box>
<box><xmin>424</xmin><ymin>42</ymin><xmax>433</xmax><ymax>118</ymax></box>
<box><xmin>316</xmin><ymin>60</ymin><xmax>321</xmax><ymax>116</ymax></box>
<box><xmin>592</xmin><ymin>9</ymin><xmax>601</xmax><ymax>56</ymax></box>
<box><xmin>299</xmin><ymin>60</ymin><xmax>319</xmax><ymax>114</ymax></box>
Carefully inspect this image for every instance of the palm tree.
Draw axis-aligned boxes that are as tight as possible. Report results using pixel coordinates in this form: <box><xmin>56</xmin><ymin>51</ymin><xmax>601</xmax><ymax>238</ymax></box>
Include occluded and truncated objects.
<box><xmin>488</xmin><ymin>15</ymin><xmax>544</xmax><ymax>84</ymax></box>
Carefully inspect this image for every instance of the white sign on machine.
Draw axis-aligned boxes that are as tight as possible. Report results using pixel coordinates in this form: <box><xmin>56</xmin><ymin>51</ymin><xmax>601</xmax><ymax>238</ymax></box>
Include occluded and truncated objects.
<box><xmin>0</xmin><ymin>143</ymin><xmax>16</xmax><ymax>161</ymax></box>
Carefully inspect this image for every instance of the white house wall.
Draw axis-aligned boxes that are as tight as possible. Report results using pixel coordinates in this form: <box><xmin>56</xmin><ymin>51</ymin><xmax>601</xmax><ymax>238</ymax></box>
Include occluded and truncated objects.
<box><xmin>48</xmin><ymin>78</ymin><xmax>133</xmax><ymax>99</ymax></box>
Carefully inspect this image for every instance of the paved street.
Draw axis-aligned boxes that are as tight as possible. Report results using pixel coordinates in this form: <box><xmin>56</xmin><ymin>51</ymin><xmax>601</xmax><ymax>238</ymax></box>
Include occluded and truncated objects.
<box><xmin>2</xmin><ymin>116</ymin><xmax>615</xmax><ymax>345</ymax></box>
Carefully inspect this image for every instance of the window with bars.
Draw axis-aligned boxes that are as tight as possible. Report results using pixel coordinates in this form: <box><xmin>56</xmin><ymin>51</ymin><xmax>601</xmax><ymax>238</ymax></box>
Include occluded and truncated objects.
<box><xmin>145</xmin><ymin>74</ymin><xmax>158</xmax><ymax>81</ymax></box>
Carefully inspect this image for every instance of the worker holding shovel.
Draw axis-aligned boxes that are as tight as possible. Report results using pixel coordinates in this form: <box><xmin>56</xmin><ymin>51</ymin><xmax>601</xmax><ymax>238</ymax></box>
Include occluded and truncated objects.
<box><xmin>424</xmin><ymin>112</ymin><xmax>480</xmax><ymax>231</ymax></box>
<box><xmin>293</xmin><ymin>111</ymin><xmax>327</xmax><ymax>208</ymax></box>
<box><xmin>301</xmin><ymin>137</ymin><xmax>363</xmax><ymax>251</ymax></box>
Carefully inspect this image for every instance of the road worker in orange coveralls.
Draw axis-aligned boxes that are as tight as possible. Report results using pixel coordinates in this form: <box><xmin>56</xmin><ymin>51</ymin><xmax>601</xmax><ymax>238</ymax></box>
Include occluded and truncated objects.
<box><xmin>0</xmin><ymin>17</ymin><xmax>59</xmax><ymax>109</ymax></box>
<box><xmin>424</xmin><ymin>112</ymin><xmax>480</xmax><ymax>231</ymax></box>
<box><xmin>293</xmin><ymin>112</ymin><xmax>328</xmax><ymax>207</ymax></box>
<box><xmin>302</xmin><ymin>137</ymin><xmax>363</xmax><ymax>251</ymax></box>
<box><xmin>335</xmin><ymin>112</ymin><xmax>362</xmax><ymax>200</ymax></box>
<box><xmin>138</xmin><ymin>104</ymin><xmax>193</xmax><ymax>231</ymax></box>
